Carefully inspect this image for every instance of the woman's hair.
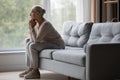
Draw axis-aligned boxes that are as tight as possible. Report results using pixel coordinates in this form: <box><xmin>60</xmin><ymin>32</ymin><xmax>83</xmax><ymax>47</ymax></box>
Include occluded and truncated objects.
<box><xmin>32</xmin><ymin>5</ymin><xmax>46</xmax><ymax>15</ymax></box>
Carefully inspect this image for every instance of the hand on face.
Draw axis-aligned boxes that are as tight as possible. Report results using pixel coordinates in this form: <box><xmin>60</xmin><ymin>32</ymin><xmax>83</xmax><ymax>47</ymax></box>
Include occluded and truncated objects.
<box><xmin>29</xmin><ymin>19</ymin><xmax>36</xmax><ymax>28</ymax></box>
<box><xmin>29</xmin><ymin>9</ymin><xmax>43</xmax><ymax>28</ymax></box>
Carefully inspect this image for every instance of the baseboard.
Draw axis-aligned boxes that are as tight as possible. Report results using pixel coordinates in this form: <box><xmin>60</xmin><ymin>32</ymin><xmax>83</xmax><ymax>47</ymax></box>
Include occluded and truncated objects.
<box><xmin>0</xmin><ymin>64</ymin><xmax>26</xmax><ymax>72</ymax></box>
<box><xmin>0</xmin><ymin>50</ymin><xmax>27</xmax><ymax>72</ymax></box>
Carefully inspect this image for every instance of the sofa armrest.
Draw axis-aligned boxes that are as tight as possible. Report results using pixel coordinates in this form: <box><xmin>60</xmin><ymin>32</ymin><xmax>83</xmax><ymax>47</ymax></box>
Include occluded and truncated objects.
<box><xmin>86</xmin><ymin>43</ymin><xmax>120</xmax><ymax>80</ymax></box>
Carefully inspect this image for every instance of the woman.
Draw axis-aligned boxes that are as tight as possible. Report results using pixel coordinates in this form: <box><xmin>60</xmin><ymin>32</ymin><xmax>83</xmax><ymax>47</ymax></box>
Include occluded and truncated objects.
<box><xmin>19</xmin><ymin>5</ymin><xmax>65</xmax><ymax>79</ymax></box>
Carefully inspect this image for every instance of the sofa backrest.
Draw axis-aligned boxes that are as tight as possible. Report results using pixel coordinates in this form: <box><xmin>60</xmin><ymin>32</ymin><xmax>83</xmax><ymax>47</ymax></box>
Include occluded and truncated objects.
<box><xmin>61</xmin><ymin>21</ymin><xmax>93</xmax><ymax>48</ymax></box>
<box><xmin>87</xmin><ymin>22</ymin><xmax>120</xmax><ymax>44</ymax></box>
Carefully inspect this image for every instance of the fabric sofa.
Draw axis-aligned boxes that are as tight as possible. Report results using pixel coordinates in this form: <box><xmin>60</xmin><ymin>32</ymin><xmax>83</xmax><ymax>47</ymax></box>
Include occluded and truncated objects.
<box><xmin>36</xmin><ymin>21</ymin><xmax>120</xmax><ymax>80</ymax></box>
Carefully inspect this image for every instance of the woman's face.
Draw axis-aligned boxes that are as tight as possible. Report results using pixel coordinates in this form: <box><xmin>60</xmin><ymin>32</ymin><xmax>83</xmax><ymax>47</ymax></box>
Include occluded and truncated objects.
<box><xmin>30</xmin><ymin>10</ymin><xmax>41</xmax><ymax>20</ymax></box>
<box><xmin>30</xmin><ymin>10</ymin><xmax>36</xmax><ymax>20</ymax></box>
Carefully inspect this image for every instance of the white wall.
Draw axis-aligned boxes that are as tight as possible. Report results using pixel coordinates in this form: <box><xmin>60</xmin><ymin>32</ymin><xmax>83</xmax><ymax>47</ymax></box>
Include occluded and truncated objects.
<box><xmin>83</xmin><ymin>0</ymin><xmax>91</xmax><ymax>22</ymax></box>
<box><xmin>76</xmin><ymin>0</ymin><xmax>84</xmax><ymax>22</ymax></box>
<box><xmin>76</xmin><ymin>0</ymin><xmax>92</xmax><ymax>22</ymax></box>
<box><xmin>0</xmin><ymin>51</ymin><xmax>26</xmax><ymax>72</ymax></box>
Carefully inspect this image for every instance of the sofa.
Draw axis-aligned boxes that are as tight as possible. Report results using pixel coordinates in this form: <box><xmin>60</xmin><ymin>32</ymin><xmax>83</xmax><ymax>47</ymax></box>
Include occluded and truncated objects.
<box><xmin>35</xmin><ymin>21</ymin><xmax>120</xmax><ymax>80</ymax></box>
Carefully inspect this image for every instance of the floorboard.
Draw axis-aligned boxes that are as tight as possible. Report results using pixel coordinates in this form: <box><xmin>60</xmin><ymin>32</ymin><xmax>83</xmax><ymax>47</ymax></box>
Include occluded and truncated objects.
<box><xmin>0</xmin><ymin>70</ymin><xmax>79</xmax><ymax>80</ymax></box>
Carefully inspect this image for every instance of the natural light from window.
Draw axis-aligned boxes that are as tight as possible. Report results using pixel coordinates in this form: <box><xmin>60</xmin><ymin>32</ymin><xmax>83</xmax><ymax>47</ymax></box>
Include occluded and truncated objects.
<box><xmin>0</xmin><ymin>0</ymin><xmax>44</xmax><ymax>49</ymax></box>
<box><xmin>0</xmin><ymin>0</ymin><xmax>76</xmax><ymax>49</ymax></box>
<box><xmin>50</xmin><ymin>0</ymin><xmax>76</xmax><ymax>33</ymax></box>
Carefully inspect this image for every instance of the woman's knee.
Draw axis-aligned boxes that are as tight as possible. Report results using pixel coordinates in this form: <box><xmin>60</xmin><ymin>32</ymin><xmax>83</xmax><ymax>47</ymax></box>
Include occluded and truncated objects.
<box><xmin>29</xmin><ymin>42</ymin><xmax>45</xmax><ymax>51</ymax></box>
<box><xmin>29</xmin><ymin>43</ymin><xmax>38</xmax><ymax>49</ymax></box>
<box><xmin>26</xmin><ymin>42</ymin><xmax>32</xmax><ymax>48</ymax></box>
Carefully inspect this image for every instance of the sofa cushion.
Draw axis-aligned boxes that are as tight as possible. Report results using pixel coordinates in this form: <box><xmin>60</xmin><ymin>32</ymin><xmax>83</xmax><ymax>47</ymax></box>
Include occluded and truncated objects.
<box><xmin>87</xmin><ymin>22</ymin><xmax>120</xmax><ymax>44</ymax></box>
<box><xmin>65</xmin><ymin>46</ymin><xmax>83</xmax><ymax>50</ymax></box>
<box><xmin>61</xmin><ymin>21</ymin><xmax>93</xmax><ymax>48</ymax></box>
<box><xmin>52</xmin><ymin>49</ymin><xmax>86</xmax><ymax>66</ymax></box>
<box><xmin>39</xmin><ymin>46</ymin><xmax>82</xmax><ymax>59</ymax></box>
<box><xmin>39</xmin><ymin>49</ymin><xmax>56</xmax><ymax>59</ymax></box>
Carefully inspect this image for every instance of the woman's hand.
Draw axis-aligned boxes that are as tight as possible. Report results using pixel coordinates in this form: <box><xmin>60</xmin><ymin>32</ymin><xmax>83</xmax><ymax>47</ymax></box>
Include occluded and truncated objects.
<box><xmin>29</xmin><ymin>19</ymin><xmax>36</xmax><ymax>28</ymax></box>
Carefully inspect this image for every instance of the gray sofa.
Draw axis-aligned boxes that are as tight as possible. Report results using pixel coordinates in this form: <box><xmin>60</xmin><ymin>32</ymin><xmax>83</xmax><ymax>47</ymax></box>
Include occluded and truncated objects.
<box><xmin>37</xmin><ymin>21</ymin><xmax>120</xmax><ymax>80</ymax></box>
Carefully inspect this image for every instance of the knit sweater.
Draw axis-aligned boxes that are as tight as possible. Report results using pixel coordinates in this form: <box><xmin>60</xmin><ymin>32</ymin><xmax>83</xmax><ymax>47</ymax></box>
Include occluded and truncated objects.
<box><xmin>29</xmin><ymin>21</ymin><xmax>64</xmax><ymax>47</ymax></box>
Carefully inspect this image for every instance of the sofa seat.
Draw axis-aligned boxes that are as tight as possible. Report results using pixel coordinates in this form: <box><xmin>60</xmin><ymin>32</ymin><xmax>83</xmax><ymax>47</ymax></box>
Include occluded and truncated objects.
<box><xmin>37</xmin><ymin>22</ymin><xmax>120</xmax><ymax>80</ymax></box>
<box><xmin>39</xmin><ymin>46</ymin><xmax>85</xmax><ymax>66</ymax></box>
<box><xmin>39</xmin><ymin>46</ymin><xmax>83</xmax><ymax>59</ymax></box>
<box><xmin>52</xmin><ymin>49</ymin><xmax>86</xmax><ymax>66</ymax></box>
<box><xmin>39</xmin><ymin>49</ymin><xmax>56</xmax><ymax>59</ymax></box>
<box><xmin>65</xmin><ymin>46</ymin><xmax>84</xmax><ymax>50</ymax></box>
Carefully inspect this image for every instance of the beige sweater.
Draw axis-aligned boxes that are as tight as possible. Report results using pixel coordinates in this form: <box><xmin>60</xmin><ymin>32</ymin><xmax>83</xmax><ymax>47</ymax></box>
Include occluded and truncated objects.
<box><xmin>29</xmin><ymin>21</ymin><xmax>64</xmax><ymax>46</ymax></box>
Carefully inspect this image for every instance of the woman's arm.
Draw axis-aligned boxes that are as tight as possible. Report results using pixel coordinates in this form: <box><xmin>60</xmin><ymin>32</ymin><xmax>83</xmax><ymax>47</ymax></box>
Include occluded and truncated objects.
<box><xmin>35</xmin><ymin>22</ymin><xmax>53</xmax><ymax>42</ymax></box>
<box><xmin>29</xmin><ymin>19</ymin><xmax>37</xmax><ymax>42</ymax></box>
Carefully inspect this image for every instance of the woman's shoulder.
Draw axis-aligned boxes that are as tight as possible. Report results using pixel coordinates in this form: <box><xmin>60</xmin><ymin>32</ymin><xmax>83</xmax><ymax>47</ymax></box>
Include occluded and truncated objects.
<box><xmin>42</xmin><ymin>20</ymin><xmax>53</xmax><ymax>27</ymax></box>
<box><xmin>43</xmin><ymin>20</ymin><xmax>51</xmax><ymax>25</ymax></box>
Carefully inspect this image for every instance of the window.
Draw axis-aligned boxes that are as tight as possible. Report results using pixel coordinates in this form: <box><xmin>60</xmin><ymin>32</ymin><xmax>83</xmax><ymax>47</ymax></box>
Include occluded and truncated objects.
<box><xmin>0</xmin><ymin>0</ymin><xmax>77</xmax><ymax>50</ymax></box>
<box><xmin>0</xmin><ymin>0</ymin><xmax>43</xmax><ymax>49</ymax></box>
<box><xmin>50</xmin><ymin>0</ymin><xmax>76</xmax><ymax>33</ymax></box>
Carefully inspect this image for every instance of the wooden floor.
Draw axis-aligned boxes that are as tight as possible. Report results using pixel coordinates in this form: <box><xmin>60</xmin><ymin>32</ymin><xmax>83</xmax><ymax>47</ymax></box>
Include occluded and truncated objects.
<box><xmin>0</xmin><ymin>70</ymin><xmax>69</xmax><ymax>80</ymax></box>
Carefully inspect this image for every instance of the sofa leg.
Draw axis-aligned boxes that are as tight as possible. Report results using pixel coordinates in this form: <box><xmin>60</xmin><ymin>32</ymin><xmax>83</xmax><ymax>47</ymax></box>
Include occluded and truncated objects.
<box><xmin>67</xmin><ymin>76</ymin><xmax>80</xmax><ymax>80</ymax></box>
<box><xmin>68</xmin><ymin>76</ymin><xmax>71</xmax><ymax>80</ymax></box>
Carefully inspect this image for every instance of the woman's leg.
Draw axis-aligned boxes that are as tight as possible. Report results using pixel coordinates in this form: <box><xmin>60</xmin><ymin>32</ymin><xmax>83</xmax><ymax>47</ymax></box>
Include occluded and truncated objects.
<box><xmin>19</xmin><ymin>41</ymin><xmax>33</xmax><ymax>77</ymax></box>
<box><xmin>29</xmin><ymin>42</ymin><xmax>61</xmax><ymax>68</ymax></box>
<box><xmin>24</xmin><ymin>42</ymin><xmax>42</xmax><ymax>79</ymax></box>
<box><xmin>24</xmin><ymin>42</ymin><xmax>61</xmax><ymax>79</ymax></box>
<box><xmin>28</xmin><ymin>42</ymin><xmax>40</xmax><ymax>68</ymax></box>
<box><xmin>26</xmin><ymin>41</ymin><xmax>32</xmax><ymax>67</ymax></box>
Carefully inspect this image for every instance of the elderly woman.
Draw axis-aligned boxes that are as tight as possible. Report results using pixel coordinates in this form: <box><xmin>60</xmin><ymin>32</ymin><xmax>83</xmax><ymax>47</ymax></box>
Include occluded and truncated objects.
<box><xmin>19</xmin><ymin>5</ymin><xmax>65</xmax><ymax>79</ymax></box>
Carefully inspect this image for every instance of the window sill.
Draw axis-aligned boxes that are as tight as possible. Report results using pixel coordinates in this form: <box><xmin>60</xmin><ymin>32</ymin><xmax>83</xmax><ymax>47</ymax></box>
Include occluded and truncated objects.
<box><xmin>0</xmin><ymin>49</ymin><xmax>25</xmax><ymax>54</ymax></box>
<box><xmin>0</xmin><ymin>51</ymin><xmax>25</xmax><ymax>54</ymax></box>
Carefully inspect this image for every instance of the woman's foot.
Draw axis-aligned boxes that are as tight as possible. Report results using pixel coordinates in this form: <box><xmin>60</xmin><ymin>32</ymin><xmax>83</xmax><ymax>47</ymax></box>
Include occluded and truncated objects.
<box><xmin>19</xmin><ymin>68</ymin><xmax>33</xmax><ymax>77</ymax></box>
<box><xmin>24</xmin><ymin>68</ymin><xmax>40</xmax><ymax>79</ymax></box>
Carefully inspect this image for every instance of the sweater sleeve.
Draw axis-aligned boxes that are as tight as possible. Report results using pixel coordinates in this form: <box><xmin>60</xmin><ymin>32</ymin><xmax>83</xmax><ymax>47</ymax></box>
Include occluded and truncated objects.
<box><xmin>29</xmin><ymin>26</ymin><xmax>36</xmax><ymax>42</ymax></box>
<box><xmin>35</xmin><ymin>22</ymin><xmax>53</xmax><ymax>42</ymax></box>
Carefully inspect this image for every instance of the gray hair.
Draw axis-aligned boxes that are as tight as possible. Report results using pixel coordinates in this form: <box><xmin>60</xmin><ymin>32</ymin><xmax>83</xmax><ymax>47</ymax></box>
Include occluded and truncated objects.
<box><xmin>32</xmin><ymin>5</ymin><xmax>46</xmax><ymax>15</ymax></box>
